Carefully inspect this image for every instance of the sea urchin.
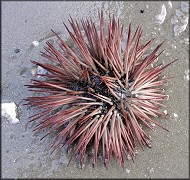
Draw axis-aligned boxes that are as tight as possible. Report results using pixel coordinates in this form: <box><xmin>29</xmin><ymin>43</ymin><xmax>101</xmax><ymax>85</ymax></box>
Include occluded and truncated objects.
<box><xmin>24</xmin><ymin>11</ymin><xmax>177</xmax><ymax>168</ymax></box>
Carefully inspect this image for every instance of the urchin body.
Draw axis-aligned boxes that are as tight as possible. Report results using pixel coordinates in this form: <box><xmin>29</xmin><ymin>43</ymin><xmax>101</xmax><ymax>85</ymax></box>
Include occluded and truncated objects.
<box><xmin>25</xmin><ymin>11</ymin><xmax>176</xmax><ymax>168</ymax></box>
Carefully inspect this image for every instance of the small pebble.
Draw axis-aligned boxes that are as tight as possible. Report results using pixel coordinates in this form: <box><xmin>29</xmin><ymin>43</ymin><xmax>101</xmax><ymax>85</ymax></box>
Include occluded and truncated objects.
<box><xmin>32</xmin><ymin>41</ymin><xmax>40</xmax><ymax>46</ymax></box>
<box><xmin>164</xmin><ymin>110</ymin><xmax>167</xmax><ymax>115</ymax></box>
<box><xmin>173</xmin><ymin>113</ymin><xmax>178</xmax><ymax>119</ymax></box>
<box><xmin>135</xmin><ymin>150</ymin><xmax>138</xmax><ymax>154</ymax></box>
<box><xmin>150</xmin><ymin>167</ymin><xmax>154</xmax><ymax>174</ymax></box>
<box><xmin>127</xmin><ymin>154</ymin><xmax>132</xmax><ymax>160</ymax></box>
<box><xmin>140</xmin><ymin>10</ymin><xmax>144</xmax><ymax>13</ymax></box>
<box><xmin>14</xmin><ymin>49</ymin><xmax>20</xmax><ymax>53</ymax></box>
<box><xmin>126</xmin><ymin>168</ymin><xmax>130</xmax><ymax>174</ymax></box>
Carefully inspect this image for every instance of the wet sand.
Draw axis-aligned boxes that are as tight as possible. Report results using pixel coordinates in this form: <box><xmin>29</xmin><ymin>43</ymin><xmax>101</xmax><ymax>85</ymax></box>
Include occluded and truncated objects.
<box><xmin>2</xmin><ymin>1</ymin><xmax>189</xmax><ymax>178</ymax></box>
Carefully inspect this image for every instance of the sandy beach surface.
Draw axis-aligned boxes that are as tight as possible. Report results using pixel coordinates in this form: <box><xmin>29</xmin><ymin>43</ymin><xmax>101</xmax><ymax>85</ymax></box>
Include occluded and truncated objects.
<box><xmin>2</xmin><ymin>1</ymin><xmax>189</xmax><ymax>178</ymax></box>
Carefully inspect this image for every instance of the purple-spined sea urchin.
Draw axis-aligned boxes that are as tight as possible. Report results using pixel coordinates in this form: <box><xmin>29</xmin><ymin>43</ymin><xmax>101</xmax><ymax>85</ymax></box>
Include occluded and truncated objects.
<box><xmin>24</xmin><ymin>11</ymin><xmax>177</xmax><ymax>168</ymax></box>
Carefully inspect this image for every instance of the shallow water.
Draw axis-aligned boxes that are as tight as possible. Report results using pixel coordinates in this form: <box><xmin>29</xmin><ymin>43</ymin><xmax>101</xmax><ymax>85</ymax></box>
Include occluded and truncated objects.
<box><xmin>2</xmin><ymin>1</ymin><xmax>189</xmax><ymax>178</ymax></box>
